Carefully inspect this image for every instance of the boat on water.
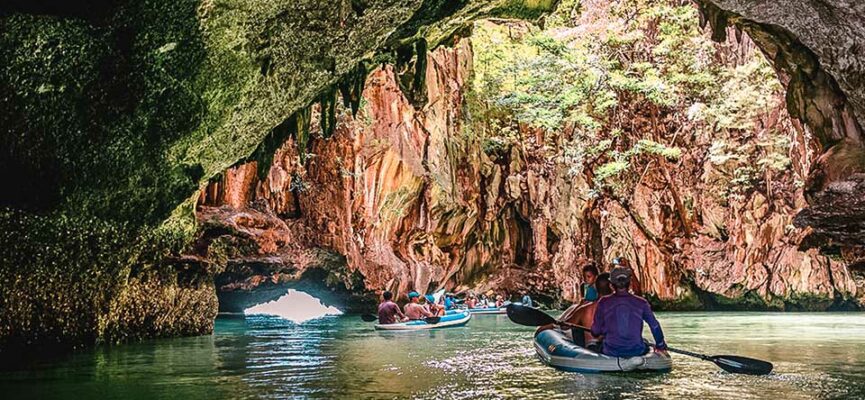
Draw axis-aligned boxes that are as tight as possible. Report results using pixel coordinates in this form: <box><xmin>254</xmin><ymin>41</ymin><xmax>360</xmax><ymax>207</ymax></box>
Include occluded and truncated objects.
<box><xmin>465</xmin><ymin>301</ymin><xmax>516</xmax><ymax>315</ymax></box>
<box><xmin>534</xmin><ymin>328</ymin><xmax>672</xmax><ymax>373</ymax></box>
<box><xmin>374</xmin><ymin>309</ymin><xmax>472</xmax><ymax>331</ymax></box>
<box><xmin>466</xmin><ymin>306</ymin><xmax>507</xmax><ymax>315</ymax></box>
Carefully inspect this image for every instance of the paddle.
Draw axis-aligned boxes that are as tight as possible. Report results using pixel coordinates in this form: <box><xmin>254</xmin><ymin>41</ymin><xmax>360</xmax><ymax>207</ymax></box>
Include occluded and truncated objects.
<box><xmin>360</xmin><ymin>314</ymin><xmax>441</xmax><ymax>324</ymax></box>
<box><xmin>505</xmin><ymin>304</ymin><xmax>773</xmax><ymax>375</ymax></box>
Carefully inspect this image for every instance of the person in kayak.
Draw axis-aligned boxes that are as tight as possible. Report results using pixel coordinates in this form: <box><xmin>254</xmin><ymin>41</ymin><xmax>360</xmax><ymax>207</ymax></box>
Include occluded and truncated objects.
<box><xmin>443</xmin><ymin>294</ymin><xmax>456</xmax><ymax>310</ymax></box>
<box><xmin>425</xmin><ymin>294</ymin><xmax>445</xmax><ymax>316</ymax></box>
<box><xmin>495</xmin><ymin>294</ymin><xmax>505</xmax><ymax>308</ymax></box>
<box><xmin>612</xmin><ymin>257</ymin><xmax>642</xmax><ymax>296</ymax></box>
<box><xmin>591</xmin><ymin>267</ymin><xmax>667</xmax><ymax>357</ymax></box>
<box><xmin>404</xmin><ymin>291</ymin><xmax>434</xmax><ymax>320</ymax></box>
<box><xmin>536</xmin><ymin>273</ymin><xmax>612</xmax><ymax>350</ymax></box>
<box><xmin>580</xmin><ymin>263</ymin><xmax>600</xmax><ymax>303</ymax></box>
<box><xmin>521</xmin><ymin>292</ymin><xmax>533</xmax><ymax>308</ymax></box>
<box><xmin>378</xmin><ymin>291</ymin><xmax>406</xmax><ymax>324</ymax></box>
<box><xmin>465</xmin><ymin>294</ymin><xmax>478</xmax><ymax>309</ymax></box>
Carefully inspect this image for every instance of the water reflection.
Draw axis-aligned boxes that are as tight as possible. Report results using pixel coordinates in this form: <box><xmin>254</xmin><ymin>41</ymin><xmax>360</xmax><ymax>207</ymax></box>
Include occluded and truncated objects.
<box><xmin>0</xmin><ymin>312</ymin><xmax>863</xmax><ymax>399</ymax></box>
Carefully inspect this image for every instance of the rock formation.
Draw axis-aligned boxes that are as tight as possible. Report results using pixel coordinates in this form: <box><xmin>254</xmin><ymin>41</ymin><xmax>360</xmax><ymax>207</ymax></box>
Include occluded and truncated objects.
<box><xmin>197</xmin><ymin>17</ymin><xmax>862</xmax><ymax>311</ymax></box>
<box><xmin>2</xmin><ymin>0</ymin><xmax>865</xmax><ymax>355</ymax></box>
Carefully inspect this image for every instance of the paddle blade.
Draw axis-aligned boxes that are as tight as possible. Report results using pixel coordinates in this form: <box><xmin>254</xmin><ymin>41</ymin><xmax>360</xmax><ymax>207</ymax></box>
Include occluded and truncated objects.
<box><xmin>360</xmin><ymin>314</ymin><xmax>378</xmax><ymax>322</ymax></box>
<box><xmin>424</xmin><ymin>317</ymin><xmax>441</xmax><ymax>324</ymax></box>
<box><xmin>506</xmin><ymin>304</ymin><xmax>557</xmax><ymax>327</ymax></box>
<box><xmin>711</xmin><ymin>355</ymin><xmax>774</xmax><ymax>375</ymax></box>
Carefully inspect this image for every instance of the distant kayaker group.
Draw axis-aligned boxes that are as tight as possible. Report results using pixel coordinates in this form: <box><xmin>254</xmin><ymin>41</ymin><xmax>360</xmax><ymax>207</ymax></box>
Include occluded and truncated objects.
<box><xmin>377</xmin><ymin>290</ymin><xmax>460</xmax><ymax>324</ymax></box>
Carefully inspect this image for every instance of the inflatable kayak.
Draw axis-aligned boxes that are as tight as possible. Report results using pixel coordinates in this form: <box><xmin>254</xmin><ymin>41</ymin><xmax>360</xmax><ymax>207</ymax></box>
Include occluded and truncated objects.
<box><xmin>534</xmin><ymin>329</ymin><xmax>672</xmax><ymax>373</ymax></box>
<box><xmin>467</xmin><ymin>307</ymin><xmax>507</xmax><ymax>315</ymax></box>
<box><xmin>467</xmin><ymin>302</ymin><xmax>512</xmax><ymax>314</ymax></box>
<box><xmin>375</xmin><ymin>310</ymin><xmax>471</xmax><ymax>331</ymax></box>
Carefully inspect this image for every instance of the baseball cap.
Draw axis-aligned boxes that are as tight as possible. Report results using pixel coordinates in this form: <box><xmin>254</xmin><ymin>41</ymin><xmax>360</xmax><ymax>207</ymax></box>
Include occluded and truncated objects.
<box><xmin>408</xmin><ymin>291</ymin><xmax>420</xmax><ymax>299</ymax></box>
<box><xmin>610</xmin><ymin>267</ymin><xmax>631</xmax><ymax>283</ymax></box>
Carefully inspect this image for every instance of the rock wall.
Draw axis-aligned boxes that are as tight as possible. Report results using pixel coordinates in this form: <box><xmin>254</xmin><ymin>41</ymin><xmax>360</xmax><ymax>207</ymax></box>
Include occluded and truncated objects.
<box><xmin>697</xmin><ymin>0</ymin><xmax>865</xmax><ymax>261</ymax></box>
<box><xmin>198</xmin><ymin>23</ymin><xmax>862</xmax><ymax>310</ymax></box>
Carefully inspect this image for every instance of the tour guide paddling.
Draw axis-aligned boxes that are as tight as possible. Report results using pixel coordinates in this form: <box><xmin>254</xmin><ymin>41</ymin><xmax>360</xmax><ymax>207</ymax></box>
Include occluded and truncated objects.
<box><xmin>592</xmin><ymin>267</ymin><xmax>668</xmax><ymax>357</ymax></box>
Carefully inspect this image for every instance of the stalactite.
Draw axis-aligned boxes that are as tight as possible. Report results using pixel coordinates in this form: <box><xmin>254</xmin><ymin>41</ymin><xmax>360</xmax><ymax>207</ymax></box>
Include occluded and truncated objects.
<box><xmin>320</xmin><ymin>87</ymin><xmax>337</xmax><ymax>138</ymax></box>
<box><xmin>339</xmin><ymin>63</ymin><xmax>367</xmax><ymax>117</ymax></box>
<box><xmin>295</xmin><ymin>105</ymin><xmax>312</xmax><ymax>165</ymax></box>
<box><xmin>413</xmin><ymin>38</ymin><xmax>428</xmax><ymax>100</ymax></box>
<box><xmin>247</xmin><ymin>113</ymin><xmax>296</xmax><ymax>180</ymax></box>
<box><xmin>394</xmin><ymin>38</ymin><xmax>429</xmax><ymax>108</ymax></box>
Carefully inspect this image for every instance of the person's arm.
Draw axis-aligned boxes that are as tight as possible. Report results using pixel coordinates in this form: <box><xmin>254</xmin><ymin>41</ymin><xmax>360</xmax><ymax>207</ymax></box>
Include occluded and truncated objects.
<box><xmin>590</xmin><ymin>300</ymin><xmax>606</xmax><ymax>337</ymax></box>
<box><xmin>395</xmin><ymin>304</ymin><xmax>406</xmax><ymax>319</ymax></box>
<box><xmin>557</xmin><ymin>303</ymin><xmax>580</xmax><ymax>323</ymax></box>
<box><xmin>641</xmin><ymin>301</ymin><xmax>667</xmax><ymax>350</ymax></box>
<box><xmin>421</xmin><ymin>306</ymin><xmax>434</xmax><ymax>318</ymax></box>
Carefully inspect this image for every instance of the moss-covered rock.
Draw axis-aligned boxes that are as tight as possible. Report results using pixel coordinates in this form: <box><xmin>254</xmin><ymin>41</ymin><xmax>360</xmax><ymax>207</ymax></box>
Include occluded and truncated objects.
<box><xmin>0</xmin><ymin>0</ymin><xmax>557</xmax><ymax>354</ymax></box>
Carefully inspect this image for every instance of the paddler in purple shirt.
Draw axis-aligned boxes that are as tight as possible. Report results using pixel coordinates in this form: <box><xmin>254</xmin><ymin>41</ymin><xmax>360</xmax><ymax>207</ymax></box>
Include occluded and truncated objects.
<box><xmin>591</xmin><ymin>267</ymin><xmax>669</xmax><ymax>358</ymax></box>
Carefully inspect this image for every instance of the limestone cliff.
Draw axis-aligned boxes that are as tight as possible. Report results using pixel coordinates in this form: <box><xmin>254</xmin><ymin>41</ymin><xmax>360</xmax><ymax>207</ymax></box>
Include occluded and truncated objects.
<box><xmin>198</xmin><ymin>17</ymin><xmax>862</xmax><ymax>311</ymax></box>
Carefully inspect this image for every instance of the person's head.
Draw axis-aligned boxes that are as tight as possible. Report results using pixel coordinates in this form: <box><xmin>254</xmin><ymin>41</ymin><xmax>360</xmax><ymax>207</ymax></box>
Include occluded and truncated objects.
<box><xmin>383</xmin><ymin>291</ymin><xmax>393</xmax><ymax>301</ymax></box>
<box><xmin>609</xmin><ymin>267</ymin><xmax>631</xmax><ymax>291</ymax></box>
<box><xmin>408</xmin><ymin>291</ymin><xmax>420</xmax><ymax>302</ymax></box>
<box><xmin>596</xmin><ymin>273</ymin><xmax>612</xmax><ymax>296</ymax></box>
<box><xmin>425</xmin><ymin>295</ymin><xmax>435</xmax><ymax>305</ymax></box>
<box><xmin>496</xmin><ymin>295</ymin><xmax>503</xmax><ymax>301</ymax></box>
<box><xmin>582</xmin><ymin>263</ymin><xmax>600</xmax><ymax>284</ymax></box>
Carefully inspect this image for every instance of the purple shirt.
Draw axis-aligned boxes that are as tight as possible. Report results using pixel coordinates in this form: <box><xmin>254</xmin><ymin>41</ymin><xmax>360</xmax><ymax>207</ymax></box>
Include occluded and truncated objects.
<box><xmin>378</xmin><ymin>301</ymin><xmax>402</xmax><ymax>324</ymax></box>
<box><xmin>591</xmin><ymin>291</ymin><xmax>667</xmax><ymax>357</ymax></box>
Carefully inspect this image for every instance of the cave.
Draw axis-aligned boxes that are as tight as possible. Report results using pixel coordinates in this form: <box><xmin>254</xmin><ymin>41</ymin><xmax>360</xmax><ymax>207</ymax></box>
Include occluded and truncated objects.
<box><xmin>1</xmin><ymin>0</ymin><xmax>865</xmax><ymax>356</ymax></box>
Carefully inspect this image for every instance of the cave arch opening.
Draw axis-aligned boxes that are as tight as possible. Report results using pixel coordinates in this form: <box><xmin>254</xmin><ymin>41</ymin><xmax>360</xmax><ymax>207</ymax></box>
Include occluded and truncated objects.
<box><xmin>243</xmin><ymin>289</ymin><xmax>343</xmax><ymax>323</ymax></box>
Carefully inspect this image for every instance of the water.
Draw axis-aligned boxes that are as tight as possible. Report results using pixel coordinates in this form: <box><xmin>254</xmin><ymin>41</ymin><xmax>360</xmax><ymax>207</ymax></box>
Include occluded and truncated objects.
<box><xmin>2</xmin><ymin>312</ymin><xmax>864</xmax><ymax>399</ymax></box>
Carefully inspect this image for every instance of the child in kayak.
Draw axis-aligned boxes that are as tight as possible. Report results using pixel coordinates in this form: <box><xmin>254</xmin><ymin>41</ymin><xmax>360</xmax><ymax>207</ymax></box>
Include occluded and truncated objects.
<box><xmin>404</xmin><ymin>291</ymin><xmax>434</xmax><ymax>320</ymax></box>
<box><xmin>377</xmin><ymin>291</ymin><xmax>406</xmax><ymax>324</ymax></box>
<box><xmin>591</xmin><ymin>267</ymin><xmax>667</xmax><ymax>357</ymax></box>
<box><xmin>580</xmin><ymin>263</ymin><xmax>600</xmax><ymax>303</ymax></box>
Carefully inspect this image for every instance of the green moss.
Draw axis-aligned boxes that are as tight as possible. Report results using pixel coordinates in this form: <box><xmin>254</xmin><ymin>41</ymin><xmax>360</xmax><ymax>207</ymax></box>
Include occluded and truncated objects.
<box><xmin>0</xmin><ymin>0</ymin><xmax>563</xmax><ymax>353</ymax></box>
<box><xmin>0</xmin><ymin>208</ymin><xmax>216</xmax><ymax>354</ymax></box>
<box><xmin>490</xmin><ymin>0</ymin><xmax>558</xmax><ymax>20</ymax></box>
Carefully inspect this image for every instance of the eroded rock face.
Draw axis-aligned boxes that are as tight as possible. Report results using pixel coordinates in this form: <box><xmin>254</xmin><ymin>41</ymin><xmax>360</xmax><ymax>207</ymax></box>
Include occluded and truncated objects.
<box><xmin>199</xmin><ymin>29</ymin><xmax>862</xmax><ymax>311</ymax></box>
<box><xmin>699</xmin><ymin>0</ymin><xmax>865</xmax><ymax>257</ymax></box>
<box><xmin>703</xmin><ymin>1</ymin><xmax>865</xmax><ymax>129</ymax></box>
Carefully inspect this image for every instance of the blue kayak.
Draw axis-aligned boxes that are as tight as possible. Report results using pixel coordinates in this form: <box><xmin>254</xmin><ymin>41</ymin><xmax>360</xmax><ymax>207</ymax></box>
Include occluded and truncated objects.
<box><xmin>375</xmin><ymin>310</ymin><xmax>471</xmax><ymax>331</ymax></box>
<box><xmin>534</xmin><ymin>329</ymin><xmax>672</xmax><ymax>373</ymax></box>
<box><xmin>466</xmin><ymin>307</ymin><xmax>506</xmax><ymax>315</ymax></box>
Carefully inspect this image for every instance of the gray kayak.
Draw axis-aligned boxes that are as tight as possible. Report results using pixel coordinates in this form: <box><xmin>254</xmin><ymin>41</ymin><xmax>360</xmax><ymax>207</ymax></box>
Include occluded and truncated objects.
<box><xmin>534</xmin><ymin>328</ymin><xmax>672</xmax><ymax>373</ymax></box>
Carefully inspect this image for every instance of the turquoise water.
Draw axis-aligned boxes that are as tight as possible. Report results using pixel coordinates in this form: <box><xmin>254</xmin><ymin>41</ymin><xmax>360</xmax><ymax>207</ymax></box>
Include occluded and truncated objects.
<box><xmin>2</xmin><ymin>312</ymin><xmax>864</xmax><ymax>399</ymax></box>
